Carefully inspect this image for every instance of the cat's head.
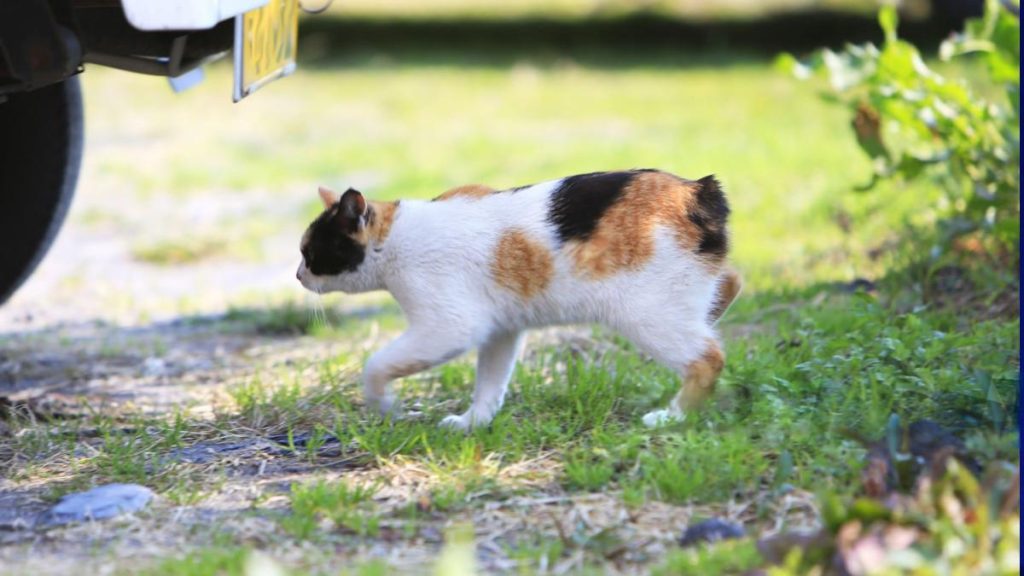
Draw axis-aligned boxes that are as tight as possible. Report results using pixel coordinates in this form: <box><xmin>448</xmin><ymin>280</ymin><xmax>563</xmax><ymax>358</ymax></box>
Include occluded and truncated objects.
<box><xmin>296</xmin><ymin>186</ymin><xmax>373</xmax><ymax>294</ymax></box>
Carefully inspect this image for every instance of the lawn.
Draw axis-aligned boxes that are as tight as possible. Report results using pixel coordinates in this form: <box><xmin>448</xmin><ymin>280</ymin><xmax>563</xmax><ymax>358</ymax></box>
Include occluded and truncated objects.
<box><xmin>0</xmin><ymin>15</ymin><xmax>1017</xmax><ymax>576</ymax></box>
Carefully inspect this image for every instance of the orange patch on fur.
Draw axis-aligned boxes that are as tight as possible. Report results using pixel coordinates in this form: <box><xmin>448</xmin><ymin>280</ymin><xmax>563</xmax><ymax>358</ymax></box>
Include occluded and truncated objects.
<box><xmin>709</xmin><ymin>267</ymin><xmax>742</xmax><ymax>323</ymax></box>
<box><xmin>566</xmin><ymin>171</ymin><xmax>714</xmax><ymax>279</ymax></box>
<box><xmin>434</xmin><ymin>184</ymin><xmax>496</xmax><ymax>201</ymax></box>
<box><xmin>674</xmin><ymin>341</ymin><xmax>725</xmax><ymax>410</ymax></box>
<box><xmin>367</xmin><ymin>201</ymin><xmax>398</xmax><ymax>244</ymax></box>
<box><xmin>491</xmin><ymin>229</ymin><xmax>554</xmax><ymax>299</ymax></box>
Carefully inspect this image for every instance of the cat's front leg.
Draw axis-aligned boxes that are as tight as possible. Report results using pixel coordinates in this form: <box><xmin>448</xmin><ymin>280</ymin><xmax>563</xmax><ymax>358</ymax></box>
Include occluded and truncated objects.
<box><xmin>362</xmin><ymin>328</ymin><xmax>470</xmax><ymax>418</ymax></box>
<box><xmin>440</xmin><ymin>331</ymin><xmax>523</xmax><ymax>431</ymax></box>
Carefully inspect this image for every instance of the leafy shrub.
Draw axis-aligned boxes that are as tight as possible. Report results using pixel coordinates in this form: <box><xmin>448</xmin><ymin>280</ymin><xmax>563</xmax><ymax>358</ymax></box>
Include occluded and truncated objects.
<box><xmin>779</xmin><ymin>0</ymin><xmax>1020</xmax><ymax>254</ymax></box>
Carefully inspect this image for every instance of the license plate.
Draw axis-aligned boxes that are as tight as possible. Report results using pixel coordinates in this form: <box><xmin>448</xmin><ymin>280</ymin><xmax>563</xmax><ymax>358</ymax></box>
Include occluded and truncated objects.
<box><xmin>233</xmin><ymin>0</ymin><xmax>299</xmax><ymax>102</ymax></box>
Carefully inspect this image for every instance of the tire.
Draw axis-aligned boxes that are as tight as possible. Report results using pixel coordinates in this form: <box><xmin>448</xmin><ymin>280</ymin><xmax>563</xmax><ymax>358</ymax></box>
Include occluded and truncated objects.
<box><xmin>0</xmin><ymin>76</ymin><xmax>84</xmax><ymax>305</ymax></box>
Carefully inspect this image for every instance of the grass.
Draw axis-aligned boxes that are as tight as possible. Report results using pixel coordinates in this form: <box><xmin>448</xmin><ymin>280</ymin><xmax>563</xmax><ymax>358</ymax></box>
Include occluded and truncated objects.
<box><xmin>129</xmin><ymin>217</ymin><xmax>278</xmax><ymax>265</ymax></box>
<box><xmin>131</xmin><ymin>235</ymin><xmax>230</xmax><ymax>265</ymax></box>
<box><xmin>1</xmin><ymin>286</ymin><xmax>1016</xmax><ymax>572</ymax></box>
<box><xmin>282</xmin><ymin>479</ymin><xmax>381</xmax><ymax>539</ymax></box>
<box><xmin>138</xmin><ymin>546</ymin><xmax>249</xmax><ymax>576</ymax></box>
<box><xmin>653</xmin><ymin>538</ymin><xmax>764</xmax><ymax>575</ymax></box>
<box><xmin>0</xmin><ymin>18</ymin><xmax>1017</xmax><ymax>576</ymax></box>
<box><xmin>82</xmin><ymin>51</ymin><xmax>944</xmax><ymax>294</ymax></box>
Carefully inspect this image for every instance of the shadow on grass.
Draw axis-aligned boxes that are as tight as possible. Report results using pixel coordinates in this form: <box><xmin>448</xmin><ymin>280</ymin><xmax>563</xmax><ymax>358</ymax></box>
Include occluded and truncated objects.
<box><xmin>0</xmin><ymin>300</ymin><xmax>402</xmax><ymax>423</ymax></box>
<box><xmin>297</xmin><ymin>10</ymin><xmax>973</xmax><ymax>70</ymax></box>
<box><xmin>222</xmin><ymin>301</ymin><xmax>403</xmax><ymax>336</ymax></box>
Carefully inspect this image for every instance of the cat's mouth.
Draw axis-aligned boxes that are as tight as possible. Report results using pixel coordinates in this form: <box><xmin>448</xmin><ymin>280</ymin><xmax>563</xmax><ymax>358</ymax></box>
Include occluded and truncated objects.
<box><xmin>296</xmin><ymin>263</ymin><xmax>318</xmax><ymax>292</ymax></box>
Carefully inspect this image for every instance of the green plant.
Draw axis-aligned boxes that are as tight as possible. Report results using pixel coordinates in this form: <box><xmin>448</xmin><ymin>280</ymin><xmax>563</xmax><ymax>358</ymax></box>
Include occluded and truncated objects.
<box><xmin>652</xmin><ymin>538</ymin><xmax>763</xmax><ymax>576</ymax></box>
<box><xmin>283</xmin><ymin>479</ymin><xmax>381</xmax><ymax>539</ymax></box>
<box><xmin>779</xmin><ymin>0</ymin><xmax>1020</xmax><ymax>254</ymax></box>
<box><xmin>139</xmin><ymin>547</ymin><xmax>249</xmax><ymax>576</ymax></box>
<box><xmin>564</xmin><ymin>449</ymin><xmax>616</xmax><ymax>490</ymax></box>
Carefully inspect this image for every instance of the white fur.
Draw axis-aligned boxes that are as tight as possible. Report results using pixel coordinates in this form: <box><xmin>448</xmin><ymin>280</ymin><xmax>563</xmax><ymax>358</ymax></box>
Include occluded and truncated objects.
<box><xmin>298</xmin><ymin>179</ymin><xmax>726</xmax><ymax>429</ymax></box>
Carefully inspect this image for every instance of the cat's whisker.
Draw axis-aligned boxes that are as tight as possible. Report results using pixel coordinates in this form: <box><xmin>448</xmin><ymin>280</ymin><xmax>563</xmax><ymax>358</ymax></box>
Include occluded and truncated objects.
<box><xmin>308</xmin><ymin>290</ymin><xmax>320</xmax><ymax>328</ymax></box>
<box><xmin>303</xmin><ymin>288</ymin><xmax>325</xmax><ymax>331</ymax></box>
<box><xmin>313</xmin><ymin>288</ymin><xmax>329</xmax><ymax>329</ymax></box>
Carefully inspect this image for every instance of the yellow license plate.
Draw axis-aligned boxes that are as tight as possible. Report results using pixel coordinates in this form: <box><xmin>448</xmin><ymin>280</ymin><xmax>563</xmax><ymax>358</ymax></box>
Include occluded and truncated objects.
<box><xmin>233</xmin><ymin>0</ymin><xmax>299</xmax><ymax>101</ymax></box>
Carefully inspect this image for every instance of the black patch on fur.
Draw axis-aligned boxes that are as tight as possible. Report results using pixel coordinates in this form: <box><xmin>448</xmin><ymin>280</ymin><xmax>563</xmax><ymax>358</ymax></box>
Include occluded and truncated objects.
<box><xmin>547</xmin><ymin>171</ymin><xmax>636</xmax><ymax>243</ymax></box>
<box><xmin>337</xmin><ymin>188</ymin><xmax>367</xmax><ymax>233</ymax></box>
<box><xmin>301</xmin><ymin>207</ymin><xmax>366</xmax><ymax>275</ymax></box>
<box><xmin>688</xmin><ymin>175</ymin><xmax>730</xmax><ymax>258</ymax></box>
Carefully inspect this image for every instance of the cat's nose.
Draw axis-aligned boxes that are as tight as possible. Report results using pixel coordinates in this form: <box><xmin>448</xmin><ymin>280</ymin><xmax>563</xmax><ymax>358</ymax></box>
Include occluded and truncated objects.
<box><xmin>296</xmin><ymin>270</ymin><xmax>301</xmax><ymax>280</ymax></box>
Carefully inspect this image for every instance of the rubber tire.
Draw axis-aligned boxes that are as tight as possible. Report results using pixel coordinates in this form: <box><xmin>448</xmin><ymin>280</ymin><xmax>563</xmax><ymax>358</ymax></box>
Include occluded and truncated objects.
<box><xmin>0</xmin><ymin>76</ymin><xmax>84</xmax><ymax>305</ymax></box>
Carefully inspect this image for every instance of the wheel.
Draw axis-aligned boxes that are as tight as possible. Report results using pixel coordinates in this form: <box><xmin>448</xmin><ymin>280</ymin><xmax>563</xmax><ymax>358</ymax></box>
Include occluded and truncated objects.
<box><xmin>0</xmin><ymin>76</ymin><xmax>84</xmax><ymax>305</ymax></box>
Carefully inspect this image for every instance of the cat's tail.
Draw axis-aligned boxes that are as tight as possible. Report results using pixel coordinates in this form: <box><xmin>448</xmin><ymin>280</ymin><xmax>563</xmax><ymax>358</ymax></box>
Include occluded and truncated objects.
<box><xmin>709</xmin><ymin>266</ymin><xmax>742</xmax><ymax>324</ymax></box>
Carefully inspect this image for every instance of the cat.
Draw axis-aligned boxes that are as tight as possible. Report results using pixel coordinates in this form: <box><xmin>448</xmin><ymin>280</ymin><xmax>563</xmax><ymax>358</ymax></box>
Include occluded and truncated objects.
<box><xmin>297</xmin><ymin>169</ymin><xmax>741</xmax><ymax>430</ymax></box>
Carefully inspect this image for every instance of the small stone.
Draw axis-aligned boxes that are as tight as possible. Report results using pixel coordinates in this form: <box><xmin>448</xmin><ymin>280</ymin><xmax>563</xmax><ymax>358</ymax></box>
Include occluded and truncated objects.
<box><xmin>142</xmin><ymin>357</ymin><xmax>167</xmax><ymax>377</ymax></box>
<box><xmin>39</xmin><ymin>483</ymin><xmax>154</xmax><ymax>526</ymax></box>
<box><xmin>679</xmin><ymin>518</ymin><xmax>746</xmax><ymax>547</ymax></box>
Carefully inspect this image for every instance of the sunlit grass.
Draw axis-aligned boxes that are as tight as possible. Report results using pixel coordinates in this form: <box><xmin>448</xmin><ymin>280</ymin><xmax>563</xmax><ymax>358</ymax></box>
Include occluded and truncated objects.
<box><xmin>80</xmin><ymin>53</ymin><xmax>934</xmax><ymax>290</ymax></box>
<box><xmin>2</xmin><ymin>28</ymin><xmax>1013</xmax><ymax>575</ymax></box>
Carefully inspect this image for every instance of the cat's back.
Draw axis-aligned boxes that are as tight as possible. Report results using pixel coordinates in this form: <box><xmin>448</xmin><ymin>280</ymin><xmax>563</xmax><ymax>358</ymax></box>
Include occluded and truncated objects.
<box><xmin>543</xmin><ymin>169</ymin><xmax>730</xmax><ymax>278</ymax></box>
<box><xmin>386</xmin><ymin>170</ymin><xmax>731</xmax><ymax>326</ymax></box>
<box><xmin>426</xmin><ymin>168</ymin><xmax>729</xmax><ymax>264</ymax></box>
<box><xmin>403</xmin><ymin>170</ymin><xmax>728</xmax><ymax>317</ymax></box>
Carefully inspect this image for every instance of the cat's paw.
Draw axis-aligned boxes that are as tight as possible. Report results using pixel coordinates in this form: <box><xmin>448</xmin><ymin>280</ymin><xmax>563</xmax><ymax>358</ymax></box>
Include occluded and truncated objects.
<box><xmin>642</xmin><ymin>409</ymin><xmax>685</xmax><ymax>428</ymax></box>
<box><xmin>439</xmin><ymin>414</ymin><xmax>472</xmax><ymax>431</ymax></box>
<box><xmin>365</xmin><ymin>394</ymin><xmax>401</xmax><ymax>419</ymax></box>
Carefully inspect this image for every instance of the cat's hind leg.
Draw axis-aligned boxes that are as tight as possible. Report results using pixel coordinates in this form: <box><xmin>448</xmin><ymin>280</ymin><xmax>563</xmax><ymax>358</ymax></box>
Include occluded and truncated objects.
<box><xmin>640</xmin><ymin>338</ymin><xmax>724</xmax><ymax>427</ymax></box>
<box><xmin>616</xmin><ymin>316</ymin><xmax>723</xmax><ymax>427</ymax></box>
<box><xmin>440</xmin><ymin>330</ymin><xmax>524</xmax><ymax>431</ymax></box>
<box><xmin>362</xmin><ymin>328</ymin><xmax>472</xmax><ymax>418</ymax></box>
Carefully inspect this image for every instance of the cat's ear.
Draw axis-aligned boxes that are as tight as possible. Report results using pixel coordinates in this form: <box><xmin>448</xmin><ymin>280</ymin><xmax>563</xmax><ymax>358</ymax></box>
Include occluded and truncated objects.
<box><xmin>339</xmin><ymin>188</ymin><xmax>368</xmax><ymax>219</ymax></box>
<box><xmin>336</xmin><ymin>188</ymin><xmax>368</xmax><ymax>233</ymax></box>
<box><xmin>318</xmin><ymin>186</ymin><xmax>340</xmax><ymax>209</ymax></box>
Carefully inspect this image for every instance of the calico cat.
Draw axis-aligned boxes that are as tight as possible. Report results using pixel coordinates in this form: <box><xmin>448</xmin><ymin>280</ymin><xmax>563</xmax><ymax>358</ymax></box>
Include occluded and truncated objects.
<box><xmin>297</xmin><ymin>169</ymin><xmax>741</xmax><ymax>430</ymax></box>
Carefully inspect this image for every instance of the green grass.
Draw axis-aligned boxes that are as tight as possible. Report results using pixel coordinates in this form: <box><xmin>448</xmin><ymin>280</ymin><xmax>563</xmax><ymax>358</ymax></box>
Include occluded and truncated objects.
<box><xmin>81</xmin><ymin>49</ymin><xmax>934</xmax><ymax>289</ymax></box>
<box><xmin>283</xmin><ymin>479</ymin><xmax>381</xmax><ymax>539</ymax></box>
<box><xmin>138</xmin><ymin>546</ymin><xmax>249</xmax><ymax>576</ymax></box>
<box><xmin>29</xmin><ymin>287</ymin><xmax>1002</xmax><ymax>509</ymax></box>
<box><xmin>3</xmin><ymin>282</ymin><xmax>1016</xmax><ymax>572</ymax></box>
<box><xmin>131</xmin><ymin>235</ymin><xmax>230</xmax><ymax>265</ymax></box>
<box><xmin>305</xmin><ymin>292</ymin><xmax>1014</xmax><ymax>503</ymax></box>
<box><xmin>2</xmin><ymin>24</ymin><xmax>1016</xmax><ymax>575</ymax></box>
<box><xmin>653</xmin><ymin>538</ymin><xmax>764</xmax><ymax>575</ymax></box>
<box><xmin>223</xmin><ymin>300</ymin><xmax>404</xmax><ymax>337</ymax></box>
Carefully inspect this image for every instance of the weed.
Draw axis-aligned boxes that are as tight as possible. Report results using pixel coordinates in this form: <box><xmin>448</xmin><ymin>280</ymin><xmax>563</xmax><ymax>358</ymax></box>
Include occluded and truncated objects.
<box><xmin>282</xmin><ymin>479</ymin><xmax>381</xmax><ymax>539</ymax></box>
<box><xmin>652</xmin><ymin>538</ymin><xmax>763</xmax><ymax>575</ymax></box>
<box><xmin>131</xmin><ymin>235</ymin><xmax>229</xmax><ymax>265</ymax></box>
<box><xmin>138</xmin><ymin>546</ymin><xmax>248</xmax><ymax>576</ymax></box>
